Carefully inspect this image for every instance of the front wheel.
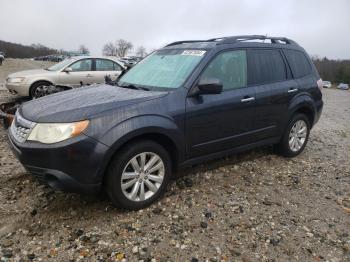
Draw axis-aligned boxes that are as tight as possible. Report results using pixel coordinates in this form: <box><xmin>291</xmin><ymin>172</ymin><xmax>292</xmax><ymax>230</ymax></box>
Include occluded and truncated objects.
<box><xmin>30</xmin><ymin>81</ymin><xmax>51</xmax><ymax>98</ymax></box>
<box><xmin>105</xmin><ymin>140</ymin><xmax>171</xmax><ymax>210</ymax></box>
<box><xmin>277</xmin><ymin>114</ymin><xmax>310</xmax><ymax>157</ymax></box>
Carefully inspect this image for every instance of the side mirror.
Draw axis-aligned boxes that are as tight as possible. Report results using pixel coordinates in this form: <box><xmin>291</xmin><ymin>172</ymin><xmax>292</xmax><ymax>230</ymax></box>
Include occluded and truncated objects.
<box><xmin>63</xmin><ymin>67</ymin><xmax>72</xmax><ymax>73</ymax></box>
<box><xmin>190</xmin><ymin>77</ymin><xmax>223</xmax><ymax>96</ymax></box>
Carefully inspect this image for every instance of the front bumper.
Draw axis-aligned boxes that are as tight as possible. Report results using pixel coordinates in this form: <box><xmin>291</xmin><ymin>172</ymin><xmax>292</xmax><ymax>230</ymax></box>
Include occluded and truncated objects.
<box><xmin>5</xmin><ymin>82</ymin><xmax>30</xmax><ymax>96</ymax></box>
<box><xmin>8</xmin><ymin>131</ymin><xmax>109</xmax><ymax>194</ymax></box>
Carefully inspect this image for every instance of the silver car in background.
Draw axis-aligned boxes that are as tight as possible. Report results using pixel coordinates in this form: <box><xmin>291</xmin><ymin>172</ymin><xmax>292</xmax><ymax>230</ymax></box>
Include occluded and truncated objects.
<box><xmin>322</xmin><ymin>80</ymin><xmax>332</xmax><ymax>88</ymax></box>
<box><xmin>5</xmin><ymin>56</ymin><xmax>125</xmax><ymax>97</ymax></box>
<box><xmin>0</xmin><ymin>52</ymin><xmax>4</xmax><ymax>65</ymax></box>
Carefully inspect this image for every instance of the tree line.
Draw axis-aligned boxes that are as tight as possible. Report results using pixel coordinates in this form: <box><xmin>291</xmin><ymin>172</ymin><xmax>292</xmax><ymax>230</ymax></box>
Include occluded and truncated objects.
<box><xmin>0</xmin><ymin>40</ymin><xmax>58</xmax><ymax>58</ymax></box>
<box><xmin>312</xmin><ymin>57</ymin><xmax>350</xmax><ymax>84</ymax></box>
<box><xmin>0</xmin><ymin>40</ymin><xmax>90</xmax><ymax>58</ymax></box>
<box><xmin>0</xmin><ymin>38</ymin><xmax>147</xmax><ymax>59</ymax></box>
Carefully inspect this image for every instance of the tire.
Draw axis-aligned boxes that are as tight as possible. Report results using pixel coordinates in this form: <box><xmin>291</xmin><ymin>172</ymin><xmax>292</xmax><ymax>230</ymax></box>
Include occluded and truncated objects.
<box><xmin>277</xmin><ymin>114</ymin><xmax>310</xmax><ymax>157</ymax></box>
<box><xmin>30</xmin><ymin>81</ymin><xmax>51</xmax><ymax>98</ymax></box>
<box><xmin>105</xmin><ymin>140</ymin><xmax>172</xmax><ymax>210</ymax></box>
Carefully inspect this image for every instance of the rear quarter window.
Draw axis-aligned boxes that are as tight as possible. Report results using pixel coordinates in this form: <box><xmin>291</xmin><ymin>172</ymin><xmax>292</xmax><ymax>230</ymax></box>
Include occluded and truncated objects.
<box><xmin>284</xmin><ymin>49</ymin><xmax>312</xmax><ymax>78</ymax></box>
<box><xmin>247</xmin><ymin>49</ymin><xmax>287</xmax><ymax>85</ymax></box>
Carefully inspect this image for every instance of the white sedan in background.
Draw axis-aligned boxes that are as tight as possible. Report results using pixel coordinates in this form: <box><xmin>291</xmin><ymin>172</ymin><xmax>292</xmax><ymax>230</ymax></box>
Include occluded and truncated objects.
<box><xmin>5</xmin><ymin>56</ymin><xmax>125</xmax><ymax>98</ymax></box>
<box><xmin>322</xmin><ymin>81</ymin><xmax>332</xmax><ymax>88</ymax></box>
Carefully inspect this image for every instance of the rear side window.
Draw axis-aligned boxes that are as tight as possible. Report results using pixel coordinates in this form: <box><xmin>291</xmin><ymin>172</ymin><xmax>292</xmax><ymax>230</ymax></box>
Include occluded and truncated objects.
<box><xmin>96</xmin><ymin>59</ymin><xmax>122</xmax><ymax>71</ymax></box>
<box><xmin>247</xmin><ymin>49</ymin><xmax>287</xmax><ymax>85</ymax></box>
<box><xmin>284</xmin><ymin>50</ymin><xmax>312</xmax><ymax>78</ymax></box>
<box><xmin>201</xmin><ymin>50</ymin><xmax>247</xmax><ymax>90</ymax></box>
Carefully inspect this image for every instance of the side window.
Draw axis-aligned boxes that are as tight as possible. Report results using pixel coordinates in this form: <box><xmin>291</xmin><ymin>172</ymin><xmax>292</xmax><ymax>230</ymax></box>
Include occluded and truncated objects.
<box><xmin>284</xmin><ymin>50</ymin><xmax>312</xmax><ymax>78</ymax></box>
<box><xmin>69</xmin><ymin>59</ymin><xmax>92</xmax><ymax>72</ymax></box>
<box><xmin>201</xmin><ymin>50</ymin><xmax>247</xmax><ymax>90</ymax></box>
<box><xmin>96</xmin><ymin>59</ymin><xmax>120</xmax><ymax>71</ymax></box>
<box><xmin>247</xmin><ymin>49</ymin><xmax>287</xmax><ymax>85</ymax></box>
<box><xmin>113</xmin><ymin>62</ymin><xmax>123</xmax><ymax>71</ymax></box>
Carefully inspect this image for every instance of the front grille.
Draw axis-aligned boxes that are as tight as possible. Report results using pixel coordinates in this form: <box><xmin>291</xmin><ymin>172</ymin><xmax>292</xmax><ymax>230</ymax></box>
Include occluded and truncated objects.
<box><xmin>10</xmin><ymin>112</ymin><xmax>35</xmax><ymax>143</ymax></box>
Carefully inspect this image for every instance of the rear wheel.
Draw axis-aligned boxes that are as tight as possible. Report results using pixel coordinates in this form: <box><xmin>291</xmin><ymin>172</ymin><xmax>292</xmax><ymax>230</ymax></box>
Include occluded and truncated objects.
<box><xmin>277</xmin><ymin>114</ymin><xmax>310</xmax><ymax>157</ymax></box>
<box><xmin>105</xmin><ymin>140</ymin><xmax>171</xmax><ymax>210</ymax></box>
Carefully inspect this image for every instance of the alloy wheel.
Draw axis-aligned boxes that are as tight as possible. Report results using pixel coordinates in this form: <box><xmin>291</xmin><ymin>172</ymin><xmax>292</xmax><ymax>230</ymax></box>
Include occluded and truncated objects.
<box><xmin>288</xmin><ymin>120</ymin><xmax>307</xmax><ymax>152</ymax></box>
<box><xmin>33</xmin><ymin>84</ymin><xmax>49</xmax><ymax>98</ymax></box>
<box><xmin>120</xmin><ymin>152</ymin><xmax>165</xmax><ymax>202</ymax></box>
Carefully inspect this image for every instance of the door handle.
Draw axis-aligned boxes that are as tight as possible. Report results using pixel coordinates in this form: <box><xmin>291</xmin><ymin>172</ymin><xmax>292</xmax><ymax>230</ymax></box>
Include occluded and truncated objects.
<box><xmin>241</xmin><ymin>97</ymin><xmax>255</xmax><ymax>102</ymax></box>
<box><xmin>288</xmin><ymin>88</ymin><xmax>298</xmax><ymax>93</ymax></box>
<box><xmin>86</xmin><ymin>74</ymin><xmax>93</xmax><ymax>77</ymax></box>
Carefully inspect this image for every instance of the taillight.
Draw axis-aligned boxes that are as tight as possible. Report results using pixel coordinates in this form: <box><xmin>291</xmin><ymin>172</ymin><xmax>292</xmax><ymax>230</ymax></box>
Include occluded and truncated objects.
<box><xmin>317</xmin><ymin>78</ymin><xmax>323</xmax><ymax>92</ymax></box>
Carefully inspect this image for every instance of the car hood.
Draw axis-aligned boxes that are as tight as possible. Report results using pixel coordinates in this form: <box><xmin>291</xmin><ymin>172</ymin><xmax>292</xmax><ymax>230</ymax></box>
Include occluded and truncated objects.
<box><xmin>8</xmin><ymin>69</ymin><xmax>54</xmax><ymax>78</ymax></box>
<box><xmin>19</xmin><ymin>84</ymin><xmax>167</xmax><ymax>123</ymax></box>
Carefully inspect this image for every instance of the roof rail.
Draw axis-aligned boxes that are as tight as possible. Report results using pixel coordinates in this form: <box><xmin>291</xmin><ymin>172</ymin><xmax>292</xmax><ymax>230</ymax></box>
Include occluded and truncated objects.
<box><xmin>217</xmin><ymin>35</ymin><xmax>298</xmax><ymax>45</ymax></box>
<box><xmin>165</xmin><ymin>35</ymin><xmax>298</xmax><ymax>47</ymax></box>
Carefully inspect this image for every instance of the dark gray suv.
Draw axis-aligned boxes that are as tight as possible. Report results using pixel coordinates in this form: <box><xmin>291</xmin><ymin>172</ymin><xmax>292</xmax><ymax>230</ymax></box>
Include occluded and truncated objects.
<box><xmin>8</xmin><ymin>35</ymin><xmax>323</xmax><ymax>210</ymax></box>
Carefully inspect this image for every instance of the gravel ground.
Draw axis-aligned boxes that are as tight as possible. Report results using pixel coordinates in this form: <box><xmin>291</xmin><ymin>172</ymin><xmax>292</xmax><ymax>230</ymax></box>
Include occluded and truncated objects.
<box><xmin>0</xmin><ymin>60</ymin><xmax>349</xmax><ymax>261</ymax></box>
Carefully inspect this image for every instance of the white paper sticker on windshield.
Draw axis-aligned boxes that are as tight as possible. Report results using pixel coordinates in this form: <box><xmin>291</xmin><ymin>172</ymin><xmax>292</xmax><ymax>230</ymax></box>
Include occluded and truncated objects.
<box><xmin>181</xmin><ymin>50</ymin><xmax>206</xmax><ymax>56</ymax></box>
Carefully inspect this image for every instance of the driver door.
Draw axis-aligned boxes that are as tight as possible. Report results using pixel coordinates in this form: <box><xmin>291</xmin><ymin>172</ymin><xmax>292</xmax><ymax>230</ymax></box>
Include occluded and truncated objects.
<box><xmin>58</xmin><ymin>58</ymin><xmax>94</xmax><ymax>87</ymax></box>
<box><xmin>186</xmin><ymin>50</ymin><xmax>256</xmax><ymax>158</ymax></box>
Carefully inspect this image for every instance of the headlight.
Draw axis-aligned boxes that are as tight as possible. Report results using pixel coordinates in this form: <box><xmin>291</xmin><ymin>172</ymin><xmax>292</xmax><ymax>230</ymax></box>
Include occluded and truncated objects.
<box><xmin>8</xmin><ymin>77</ymin><xmax>25</xmax><ymax>84</ymax></box>
<box><xmin>27</xmin><ymin>120</ymin><xmax>89</xmax><ymax>144</ymax></box>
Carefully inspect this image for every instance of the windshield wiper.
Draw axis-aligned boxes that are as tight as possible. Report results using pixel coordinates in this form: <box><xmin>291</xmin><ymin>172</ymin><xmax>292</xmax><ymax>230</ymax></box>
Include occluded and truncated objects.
<box><xmin>119</xmin><ymin>84</ymin><xmax>150</xmax><ymax>91</ymax></box>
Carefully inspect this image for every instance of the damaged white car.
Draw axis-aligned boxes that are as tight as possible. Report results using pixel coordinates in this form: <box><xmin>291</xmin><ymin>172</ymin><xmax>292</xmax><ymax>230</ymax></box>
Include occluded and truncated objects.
<box><xmin>5</xmin><ymin>56</ymin><xmax>124</xmax><ymax>98</ymax></box>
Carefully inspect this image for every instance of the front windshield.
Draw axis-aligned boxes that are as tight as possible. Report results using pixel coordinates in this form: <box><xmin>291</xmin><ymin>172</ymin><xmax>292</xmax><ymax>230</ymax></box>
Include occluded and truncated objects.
<box><xmin>47</xmin><ymin>58</ymin><xmax>75</xmax><ymax>71</ymax></box>
<box><xmin>118</xmin><ymin>49</ymin><xmax>206</xmax><ymax>90</ymax></box>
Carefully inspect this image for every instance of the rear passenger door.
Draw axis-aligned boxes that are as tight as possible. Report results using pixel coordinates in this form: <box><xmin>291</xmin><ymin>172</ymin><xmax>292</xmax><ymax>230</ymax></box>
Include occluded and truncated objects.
<box><xmin>94</xmin><ymin>59</ymin><xmax>123</xmax><ymax>83</ymax></box>
<box><xmin>283</xmin><ymin>49</ymin><xmax>316</xmax><ymax>96</ymax></box>
<box><xmin>247</xmin><ymin>49</ymin><xmax>298</xmax><ymax>140</ymax></box>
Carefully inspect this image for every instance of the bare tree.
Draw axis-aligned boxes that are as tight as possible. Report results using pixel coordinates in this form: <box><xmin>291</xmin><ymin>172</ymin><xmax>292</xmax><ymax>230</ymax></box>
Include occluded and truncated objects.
<box><xmin>136</xmin><ymin>46</ymin><xmax>147</xmax><ymax>58</ymax></box>
<box><xmin>116</xmin><ymin>39</ymin><xmax>133</xmax><ymax>57</ymax></box>
<box><xmin>102</xmin><ymin>42</ymin><xmax>117</xmax><ymax>56</ymax></box>
<box><xmin>78</xmin><ymin>44</ymin><xmax>89</xmax><ymax>55</ymax></box>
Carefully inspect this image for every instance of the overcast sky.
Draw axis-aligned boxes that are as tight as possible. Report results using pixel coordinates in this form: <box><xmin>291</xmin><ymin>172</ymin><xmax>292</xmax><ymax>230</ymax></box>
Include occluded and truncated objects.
<box><xmin>0</xmin><ymin>0</ymin><xmax>349</xmax><ymax>59</ymax></box>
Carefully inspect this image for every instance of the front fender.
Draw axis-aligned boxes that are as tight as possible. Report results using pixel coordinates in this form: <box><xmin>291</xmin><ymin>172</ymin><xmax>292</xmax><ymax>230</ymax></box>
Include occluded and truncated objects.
<box><xmin>101</xmin><ymin>114</ymin><xmax>183</xmax><ymax>147</ymax></box>
<box><xmin>27</xmin><ymin>77</ymin><xmax>55</xmax><ymax>89</ymax></box>
<box><xmin>85</xmin><ymin>114</ymin><xmax>185</xmax><ymax>179</ymax></box>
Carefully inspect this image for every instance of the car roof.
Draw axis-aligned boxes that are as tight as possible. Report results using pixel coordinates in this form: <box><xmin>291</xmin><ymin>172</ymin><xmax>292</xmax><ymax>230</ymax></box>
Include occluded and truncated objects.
<box><xmin>163</xmin><ymin>35</ymin><xmax>305</xmax><ymax>52</ymax></box>
<box><xmin>69</xmin><ymin>56</ymin><xmax>125</xmax><ymax>66</ymax></box>
<box><xmin>70</xmin><ymin>56</ymin><xmax>119</xmax><ymax>60</ymax></box>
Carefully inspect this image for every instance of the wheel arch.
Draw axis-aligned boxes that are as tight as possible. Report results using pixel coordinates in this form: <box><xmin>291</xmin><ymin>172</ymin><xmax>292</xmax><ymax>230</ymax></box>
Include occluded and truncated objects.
<box><xmin>91</xmin><ymin>114</ymin><xmax>186</xmax><ymax>181</ymax></box>
<box><xmin>288</xmin><ymin>94</ymin><xmax>317</xmax><ymax>128</ymax></box>
<box><xmin>293</xmin><ymin>106</ymin><xmax>314</xmax><ymax>127</ymax></box>
<box><xmin>29</xmin><ymin>80</ymin><xmax>53</xmax><ymax>97</ymax></box>
<box><xmin>98</xmin><ymin>131</ymin><xmax>181</xmax><ymax>181</ymax></box>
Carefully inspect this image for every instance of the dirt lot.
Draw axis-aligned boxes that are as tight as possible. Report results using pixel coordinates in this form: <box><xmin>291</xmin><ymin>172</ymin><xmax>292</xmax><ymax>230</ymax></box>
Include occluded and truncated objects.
<box><xmin>0</xmin><ymin>59</ymin><xmax>54</xmax><ymax>91</ymax></box>
<box><xmin>0</xmin><ymin>59</ymin><xmax>349</xmax><ymax>261</ymax></box>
